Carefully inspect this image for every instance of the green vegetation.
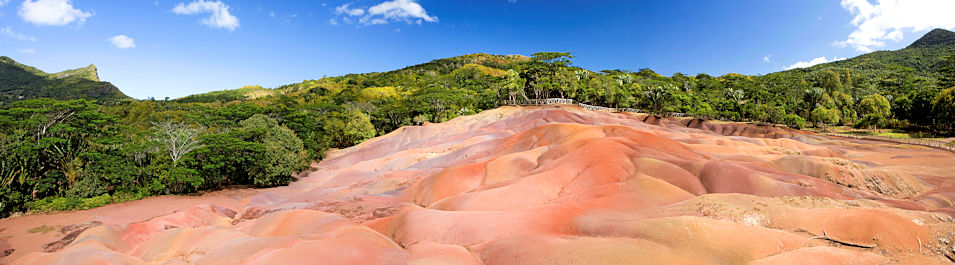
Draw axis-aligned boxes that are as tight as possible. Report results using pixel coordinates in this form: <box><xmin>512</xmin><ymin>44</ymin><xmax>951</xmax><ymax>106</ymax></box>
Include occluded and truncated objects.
<box><xmin>0</xmin><ymin>57</ymin><xmax>129</xmax><ymax>105</ymax></box>
<box><xmin>176</xmin><ymin>85</ymin><xmax>276</xmax><ymax>103</ymax></box>
<box><xmin>834</xmin><ymin>128</ymin><xmax>945</xmax><ymax>139</ymax></box>
<box><xmin>2</xmin><ymin>29</ymin><xmax>955</xmax><ymax>217</ymax></box>
<box><xmin>27</xmin><ymin>225</ymin><xmax>57</xmax><ymax>234</ymax></box>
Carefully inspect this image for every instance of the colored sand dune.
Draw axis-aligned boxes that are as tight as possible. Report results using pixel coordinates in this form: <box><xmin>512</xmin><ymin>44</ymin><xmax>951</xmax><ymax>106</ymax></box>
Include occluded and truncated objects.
<box><xmin>2</xmin><ymin>105</ymin><xmax>955</xmax><ymax>264</ymax></box>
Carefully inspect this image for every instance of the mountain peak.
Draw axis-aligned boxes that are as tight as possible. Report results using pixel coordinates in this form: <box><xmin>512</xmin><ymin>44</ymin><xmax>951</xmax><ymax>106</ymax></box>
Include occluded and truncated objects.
<box><xmin>0</xmin><ymin>58</ymin><xmax>123</xmax><ymax>104</ymax></box>
<box><xmin>52</xmin><ymin>64</ymin><xmax>99</xmax><ymax>82</ymax></box>
<box><xmin>906</xmin><ymin>28</ymin><xmax>955</xmax><ymax>49</ymax></box>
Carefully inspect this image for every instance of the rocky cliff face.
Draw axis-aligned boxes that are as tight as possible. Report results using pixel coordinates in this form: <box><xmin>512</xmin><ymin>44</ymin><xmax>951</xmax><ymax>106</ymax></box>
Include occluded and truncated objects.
<box><xmin>51</xmin><ymin>64</ymin><xmax>99</xmax><ymax>82</ymax></box>
<box><xmin>5</xmin><ymin>106</ymin><xmax>955</xmax><ymax>264</ymax></box>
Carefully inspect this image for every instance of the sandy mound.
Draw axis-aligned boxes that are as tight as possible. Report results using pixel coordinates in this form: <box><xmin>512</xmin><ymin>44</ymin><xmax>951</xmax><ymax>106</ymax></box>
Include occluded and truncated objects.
<box><xmin>3</xmin><ymin>105</ymin><xmax>954</xmax><ymax>264</ymax></box>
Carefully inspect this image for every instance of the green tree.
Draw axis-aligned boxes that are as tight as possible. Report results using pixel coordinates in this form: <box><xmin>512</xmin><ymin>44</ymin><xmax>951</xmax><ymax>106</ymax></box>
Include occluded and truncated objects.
<box><xmin>821</xmin><ymin>70</ymin><xmax>843</xmax><ymax>93</ymax></box>
<box><xmin>909</xmin><ymin>89</ymin><xmax>941</xmax><ymax>126</ymax></box>
<box><xmin>934</xmin><ymin>87</ymin><xmax>955</xmax><ymax>133</ymax></box>
<box><xmin>190</xmin><ymin>132</ymin><xmax>263</xmax><ymax>188</ymax></box>
<box><xmin>782</xmin><ymin>114</ymin><xmax>806</xmax><ymax>129</ymax></box>
<box><xmin>811</xmin><ymin>106</ymin><xmax>840</xmax><ymax>130</ymax></box>
<box><xmin>939</xmin><ymin>54</ymin><xmax>955</xmax><ymax>88</ymax></box>
<box><xmin>725</xmin><ymin>88</ymin><xmax>744</xmax><ymax>114</ymax></box>
<box><xmin>857</xmin><ymin>94</ymin><xmax>892</xmax><ymax>132</ymax></box>
<box><xmin>522</xmin><ymin>52</ymin><xmax>574</xmax><ymax>99</ymax></box>
<box><xmin>238</xmin><ymin>114</ymin><xmax>309</xmax><ymax>186</ymax></box>
<box><xmin>645</xmin><ymin>85</ymin><xmax>673</xmax><ymax>113</ymax></box>
<box><xmin>323</xmin><ymin>109</ymin><xmax>376</xmax><ymax>148</ymax></box>
<box><xmin>859</xmin><ymin>94</ymin><xmax>891</xmax><ymax>118</ymax></box>
<box><xmin>190</xmin><ymin>114</ymin><xmax>308</xmax><ymax>189</ymax></box>
<box><xmin>502</xmin><ymin>69</ymin><xmax>528</xmax><ymax>103</ymax></box>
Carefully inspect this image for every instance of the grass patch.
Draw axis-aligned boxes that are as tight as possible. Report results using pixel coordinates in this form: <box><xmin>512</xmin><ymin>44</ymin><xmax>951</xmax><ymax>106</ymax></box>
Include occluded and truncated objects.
<box><xmin>27</xmin><ymin>225</ymin><xmax>57</xmax><ymax>234</ymax></box>
<box><xmin>832</xmin><ymin>127</ymin><xmax>945</xmax><ymax>140</ymax></box>
<box><xmin>25</xmin><ymin>192</ymin><xmax>147</xmax><ymax>214</ymax></box>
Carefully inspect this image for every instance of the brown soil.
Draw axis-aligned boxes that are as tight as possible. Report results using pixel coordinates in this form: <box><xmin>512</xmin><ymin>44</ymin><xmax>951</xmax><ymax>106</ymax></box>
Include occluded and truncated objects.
<box><xmin>2</xmin><ymin>105</ymin><xmax>954</xmax><ymax>264</ymax></box>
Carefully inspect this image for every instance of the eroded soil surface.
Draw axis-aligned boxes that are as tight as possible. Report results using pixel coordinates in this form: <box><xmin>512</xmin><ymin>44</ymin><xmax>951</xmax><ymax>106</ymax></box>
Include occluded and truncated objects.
<box><xmin>2</xmin><ymin>105</ymin><xmax>955</xmax><ymax>264</ymax></box>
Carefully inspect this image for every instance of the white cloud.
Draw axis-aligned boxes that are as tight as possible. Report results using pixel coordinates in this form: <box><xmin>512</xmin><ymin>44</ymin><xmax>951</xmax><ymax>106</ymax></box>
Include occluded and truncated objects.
<box><xmin>18</xmin><ymin>0</ymin><xmax>93</xmax><ymax>26</ymax></box>
<box><xmin>333</xmin><ymin>0</ymin><xmax>436</xmax><ymax>26</ymax></box>
<box><xmin>335</xmin><ymin>3</ymin><xmax>364</xmax><ymax>16</ymax></box>
<box><xmin>784</xmin><ymin>56</ymin><xmax>846</xmax><ymax>70</ymax></box>
<box><xmin>838</xmin><ymin>0</ymin><xmax>955</xmax><ymax>52</ymax></box>
<box><xmin>328</xmin><ymin>18</ymin><xmax>338</xmax><ymax>25</ymax></box>
<box><xmin>0</xmin><ymin>0</ymin><xmax>11</xmax><ymax>7</ymax></box>
<box><xmin>365</xmin><ymin>0</ymin><xmax>436</xmax><ymax>24</ymax></box>
<box><xmin>1</xmin><ymin>26</ymin><xmax>36</xmax><ymax>41</ymax></box>
<box><xmin>109</xmin><ymin>35</ymin><xmax>135</xmax><ymax>49</ymax></box>
<box><xmin>762</xmin><ymin>54</ymin><xmax>771</xmax><ymax>63</ymax></box>
<box><xmin>18</xmin><ymin>48</ymin><xmax>35</xmax><ymax>54</ymax></box>
<box><xmin>172</xmin><ymin>0</ymin><xmax>239</xmax><ymax>31</ymax></box>
<box><xmin>508</xmin><ymin>0</ymin><xmax>516</xmax><ymax>3</ymax></box>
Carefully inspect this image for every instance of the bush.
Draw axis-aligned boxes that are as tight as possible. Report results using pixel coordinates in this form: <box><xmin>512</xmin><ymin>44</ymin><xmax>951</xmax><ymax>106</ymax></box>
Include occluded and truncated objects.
<box><xmin>323</xmin><ymin>109</ymin><xmax>376</xmax><ymax>148</ymax></box>
<box><xmin>190</xmin><ymin>114</ymin><xmax>308</xmax><ymax>188</ymax></box>
<box><xmin>239</xmin><ymin>114</ymin><xmax>309</xmax><ymax>186</ymax></box>
<box><xmin>0</xmin><ymin>189</ymin><xmax>28</xmax><ymax>216</ymax></box>
<box><xmin>66</xmin><ymin>173</ymin><xmax>110</xmax><ymax>198</ymax></box>
<box><xmin>781</xmin><ymin>114</ymin><xmax>806</xmax><ymax>129</ymax></box>
<box><xmin>855</xmin><ymin>113</ymin><xmax>888</xmax><ymax>130</ymax></box>
<box><xmin>160</xmin><ymin>166</ymin><xmax>203</xmax><ymax>194</ymax></box>
<box><xmin>27</xmin><ymin>194</ymin><xmax>113</xmax><ymax>213</ymax></box>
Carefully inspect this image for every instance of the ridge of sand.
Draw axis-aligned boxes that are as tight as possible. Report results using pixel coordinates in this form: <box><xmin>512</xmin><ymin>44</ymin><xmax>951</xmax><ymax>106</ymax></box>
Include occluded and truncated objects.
<box><xmin>2</xmin><ymin>105</ymin><xmax>954</xmax><ymax>264</ymax></box>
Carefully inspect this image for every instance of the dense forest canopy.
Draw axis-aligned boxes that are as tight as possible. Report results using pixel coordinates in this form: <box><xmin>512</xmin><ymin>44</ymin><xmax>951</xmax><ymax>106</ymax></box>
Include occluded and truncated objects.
<box><xmin>1</xmin><ymin>29</ymin><xmax>954</xmax><ymax>217</ymax></box>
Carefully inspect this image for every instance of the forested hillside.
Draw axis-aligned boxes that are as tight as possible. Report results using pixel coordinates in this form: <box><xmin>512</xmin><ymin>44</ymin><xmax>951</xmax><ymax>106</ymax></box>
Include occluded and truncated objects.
<box><xmin>1</xmin><ymin>29</ymin><xmax>954</xmax><ymax>217</ymax></box>
<box><xmin>0</xmin><ymin>57</ymin><xmax>129</xmax><ymax>105</ymax></box>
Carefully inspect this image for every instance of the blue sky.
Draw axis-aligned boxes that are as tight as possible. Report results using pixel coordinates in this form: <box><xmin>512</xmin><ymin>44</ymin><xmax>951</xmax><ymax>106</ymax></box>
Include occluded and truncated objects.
<box><xmin>1</xmin><ymin>0</ymin><xmax>953</xmax><ymax>99</ymax></box>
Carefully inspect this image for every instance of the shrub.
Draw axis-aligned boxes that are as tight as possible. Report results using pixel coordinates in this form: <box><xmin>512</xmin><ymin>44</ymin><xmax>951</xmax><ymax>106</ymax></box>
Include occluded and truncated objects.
<box><xmin>782</xmin><ymin>114</ymin><xmax>806</xmax><ymax>129</ymax></box>
<box><xmin>239</xmin><ymin>114</ymin><xmax>309</xmax><ymax>186</ymax></box>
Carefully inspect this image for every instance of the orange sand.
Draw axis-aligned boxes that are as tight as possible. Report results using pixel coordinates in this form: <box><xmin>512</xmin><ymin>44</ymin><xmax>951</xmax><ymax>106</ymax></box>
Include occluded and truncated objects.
<box><xmin>2</xmin><ymin>105</ymin><xmax>954</xmax><ymax>264</ymax></box>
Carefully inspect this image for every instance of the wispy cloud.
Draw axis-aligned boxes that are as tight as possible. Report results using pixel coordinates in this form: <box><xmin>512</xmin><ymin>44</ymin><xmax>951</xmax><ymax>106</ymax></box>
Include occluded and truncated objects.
<box><xmin>784</xmin><ymin>56</ymin><xmax>846</xmax><ymax>70</ymax></box>
<box><xmin>762</xmin><ymin>54</ymin><xmax>771</xmax><ymax>63</ymax></box>
<box><xmin>837</xmin><ymin>0</ymin><xmax>955</xmax><ymax>52</ymax></box>
<box><xmin>172</xmin><ymin>0</ymin><xmax>239</xmax><ymax>31</ymax></box>
<box><xmin>1</xmin><ymin>26</ymin><xmax>37</xmax><ymax>41</ymax></box>
<box><xmin>332</xmin><ymin>0</ymin><xmax>437</xmax><ymax>26</ymax></box>
<box><xmin>335</xmin><ymin>3</ymin><xmax>364</xmax><ymax>16</ymax></box>
<box><xmin>0</xmin><ymin>0</ymin><xmax>11</xmax><ymax>7</ymax></box>
<box><xmin>18</xmin><ymin>48</ymin><xmax>36</xmax><ymax>54</ymax></box>
<box><xmin>18</xmin><ymin>0</ymin><xmax>93</xmax><ymax>26</ymax></box>
<box><xmin>109</xmin><ymin>35</ymin><xmax>136</xmax><ymax>49</ymax></box>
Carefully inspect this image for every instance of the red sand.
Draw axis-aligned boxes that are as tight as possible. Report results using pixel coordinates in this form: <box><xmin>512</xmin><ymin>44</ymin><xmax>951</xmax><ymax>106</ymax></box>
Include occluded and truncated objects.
<box><xmin>2</xmin><ymin>105</ymin><xmax>954</xmax><ymax>264</ymax></box>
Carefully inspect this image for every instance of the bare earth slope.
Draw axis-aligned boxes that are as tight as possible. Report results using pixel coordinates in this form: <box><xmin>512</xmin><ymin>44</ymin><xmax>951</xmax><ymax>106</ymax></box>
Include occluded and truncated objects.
<box><xmin>2</xmin><ymin>105</ymin><xmax>955</xmax><ymax>264</ymax></box>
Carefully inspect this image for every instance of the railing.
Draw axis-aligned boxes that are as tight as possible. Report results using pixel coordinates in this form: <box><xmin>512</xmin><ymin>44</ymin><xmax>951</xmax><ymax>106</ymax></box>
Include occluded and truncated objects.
<box><xmin>504</xmin><ymin>98</ymin><xmax>648</xmax><ymax>114</ymax></box>
<box><xmin>823</xmin><ymin>133</ymin><xmax>955</xmax><ymax>153</ymax></box>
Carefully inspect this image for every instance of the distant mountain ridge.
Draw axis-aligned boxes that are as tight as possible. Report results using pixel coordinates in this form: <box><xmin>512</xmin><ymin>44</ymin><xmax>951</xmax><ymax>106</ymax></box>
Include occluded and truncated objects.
<box><xmin>2</xmin><ymin>28</ymin><xmax>953</xmax><ymax>106</ymax></box>
<box><xmin>0</xmin><ymin>56</ymin><xmax>127</xmax><ymax>105</ymax></box>
<box><xmin>776</xmin><ymin>28</ymin><xmax>955</xmax><ymax>93</ymax></box>
<box><xmin>906</xmin><ymin>28</ymin><xmax>955</xmax><ymax>49</ymax></box>
<box><xmin>173</xmin><ymin>53</ymin><xmax>531</xmax><ymax>103</ymax></box>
